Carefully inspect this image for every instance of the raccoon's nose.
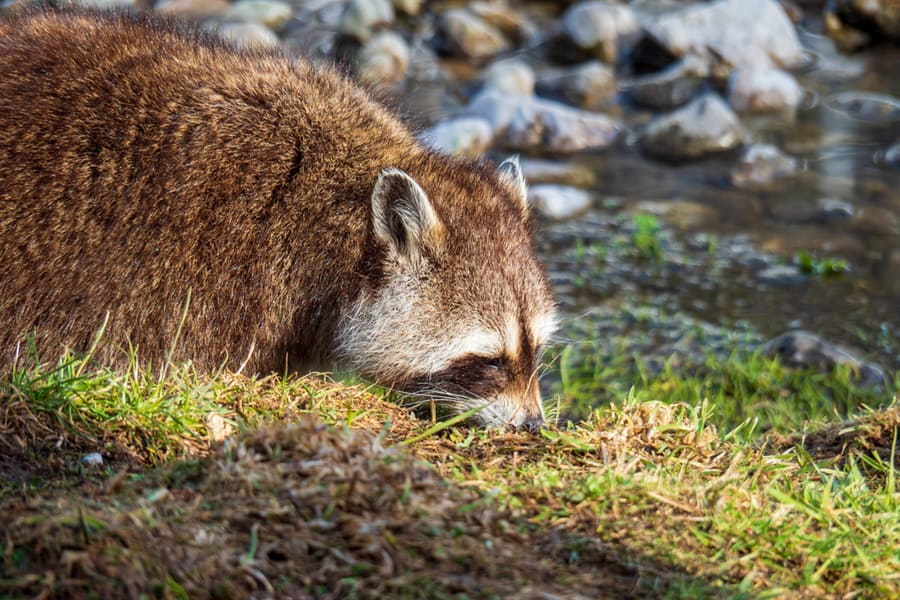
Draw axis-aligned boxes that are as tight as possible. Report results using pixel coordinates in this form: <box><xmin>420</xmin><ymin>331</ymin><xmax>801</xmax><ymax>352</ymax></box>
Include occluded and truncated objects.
<box><xmin>521</xmin><ymin>415</ymin><xmax>544</xmax><ymax>433</ymax></box>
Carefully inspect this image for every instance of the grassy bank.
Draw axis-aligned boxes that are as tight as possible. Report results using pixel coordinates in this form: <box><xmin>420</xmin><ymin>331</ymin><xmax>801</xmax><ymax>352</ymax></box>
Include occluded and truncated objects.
<box><xmin>1</xmin><ymin>353</ymin><xmax>898</xmax><ymax>598</ymax></box>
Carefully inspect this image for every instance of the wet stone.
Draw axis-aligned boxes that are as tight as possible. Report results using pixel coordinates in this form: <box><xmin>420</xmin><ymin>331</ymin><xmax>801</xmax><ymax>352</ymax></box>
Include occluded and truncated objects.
<box><xmin>536</xmin><ymin>60</ymin><xmax>617</xmax><ymax>110</ymax></box>
<box><xmin>639</xmin><ymin>0</ymin><xmax>806</xmax><ymax>71</ymax></box>
<box><xmin>469</xmin><ymin>1</ymin><xmax>534</xmax><ymax>45</ymax></box>
<box><xmin>155</xmin><ymin>0</ymin><xmax>229</xmax><ymax>17</ymax></box>
<box><xmin>818</xmin><ymin>197</ymin><xmax>855</xmax><ymax>221</ymax></box>
<box><xmin>560</xmin><ymin>1</ymin><xmax>639</xmax><ymax>64</ymax></box>
<box><xmin>825</xmin><ymin>92</ymin><xmax>900</xmax><ymax>123</ymax></box>
<box><xmin>638</xmin><ymin>94</ymin><xmax>748</xmax><ymax>162</ymax></box>
<box><xmin>626</xmin><ymin>55</ymin><xmax>709</xmax><ymax>110</ymax></box>
<box><xmin>502</xmin><ymin>97</ymin><xmax>622</xmax><ymax>154</ymax></box>
<box><xmin>392</xmin><ymin>0</ymin><xmax>422</xmax><ymax>17</ymax></box>
<box><xmin>828</xmin><ymin>0</ymin><xmax>900</xmax><ymax>41</ymax></box>
<box><xmin>529</xmin><ymin>185</ymin><xmax>593</xmax><ymax>220</ymax></box>
<box><xmin>762</xmin><ymin>330</ymin><xmax>887</xmax><ymax>388</ymax></box>
<box><xmin>481</xmin><ymin>59</ymin><xmax>536</xmax><ymax>96</ymax></box>
<box><xmin>357</xmin><ymin>31</ymin><xmax>410</xmax><ymax>86</ymax></box>
<box><xmin>217</xmin><ymin>22</ymin><xmax>280</xmax><ymax>49</ymax></box>
<box><xmin>757</xmin><ymin>264</ymin><xmax>806</xmax><ymax>284</ymax></box>
<box><xmin>422</xmin><ymin>117</ymin><xmax>494</xmax><ymax>157</ymax></box>
<box><xmin>728</xmin><ymin>67</ymin><xmax>804</xmax><ymax>114</ymax></box>
<box><xmin>730</xmin><ymin>144</ymin><xmax>798</xmax><ymax>188</ymax></box>
<box><xmin>436</xmin><ymin>8</ymin><xmax>510</xmax><ymax>59</ymax></box>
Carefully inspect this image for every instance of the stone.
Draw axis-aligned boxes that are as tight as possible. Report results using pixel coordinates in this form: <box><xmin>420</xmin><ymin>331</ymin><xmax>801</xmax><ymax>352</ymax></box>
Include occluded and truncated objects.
<box><xmin>638</xmin><ymin>94</ymin><xmax>748</xmax><ymax>161</ymax></box>
<box><xmin>501</xmin><ymin>97</ymin><xmax>622</xmax><ymax>154</ymax></box>
<box><xmin>818</xmin><ymin>197</ymin><xmax>855</xmax><ymax>221</ymax></box>
<box><xmin>827</xmin><ymin>0</ymin><xmax>900</xmax><ymax>42</ymax></box>
<box><xmin>729</xmin><ymin>144</ymin><xmax>797</xmax><ymax>188</ymax></box>
<box><xmin>561</xmin><ymin>1</ymin><xmax>639</xmax><ymax>63</ymax></box>
<box><xmin>728</xmin><ymin>67</ymin><xmax>804</xmax><ymax>114</ymax></box>
<box><xmin>825</xmin><ymin>92</ymin><xmax>900</xmax><ymax>123</ymax></box>
<box><xmin>216</xmin><ymin>22</ymin><xmax>280</xmax><ymax>49</ymax></box>
<box><xmin>640</xmin><ymin>0</ymin><xmax>806</xmax><ymax>72</ymax></box>
<box><xmin>626</xmin><ymin>55</ymin><xmax>709</xmax><ymax>110</ymax></box>
<box><xmin>756</xmin><ymin>264</ymin><xmax>806</xmax><ymax>284</ymax></box>
<box><xmin>155</xmin><ymin>0</ymin><xmax>229</xmax><ymax>17</ymax></box>
<box><xmin>81</xmin><ymin>452</ymin><xmax>104</xmax><ymax>467</ymax></box>
<box><xmin>518</xmin><ymin>158</ymin><xmax>596</xmax><ymax>187</ymax></box>
<box><xmin>762</xmin><ymin>330</ymin><xmax>887</xmax><ymax>388</ymax></box>
<box><xmin>481</xmin><ymin>59</ymin><xmax>536</xmax><ymax>96</ymax></box>
<box><xmin>392</xmin><ymin>0</ymin><xmax>422</xmax><ymax>17</ymax></box>
<box><xmin>536</xmin><ymin>60</ymin><xmax>617</xmax><ymax>110</ymax></box>
<box><xmin>436</xmin><ymin>9</ymin><xmax>510</xmax><ymax>59</ymax></box>
<box><xmin>469</xmin><ymin>1</ymin><xmax>534</xmax><ymax>44</ymax></box>
<box><xmin>422</xmin><ymin>117</ymin><xmax>494</xmax><ymax>157</ymax></box>
<box><xmin>883</xmin><ymin>141</ymin><xmax>900</xmax><ymax>169</ymax></box>
<box><xmin>528</xmin><ymin>185</ymin><xmax>593</xmax><ymax>220</ymax></box>
<box><xmin>225</xmin><ymin>0</ymin><xmax>293</xmax><ymax>30</ymax></box>
<box><xmin>357</xmin><ymin>31</ymin><xmax>410</xmax><ymax>86</ymax></box>
<box><xmin>631</xmin><ymin>200</ymin><xmax>718</xmax><ymax>230</ymax></box>
<box><xmin>339</xmin><ymin>0</ymin><xmax>394</xmax><ymax>42</ymax></box>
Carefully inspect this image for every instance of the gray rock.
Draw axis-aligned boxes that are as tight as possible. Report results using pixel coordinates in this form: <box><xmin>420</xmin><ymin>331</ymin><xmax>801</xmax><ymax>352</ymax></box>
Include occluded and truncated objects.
<box><xmin>155</xmin><ymin>0</ymin><xmax>229</xmax><ymax>17</ymax></box>
<box><xmin>638</xmin><ymin>94</ymin><xmax>748</xmax><ymax>161</ymax></box>
<box><xmin>422</xmin><ymin>117</ymin><xmax>494</xmax><ymax>157</ymax></box>
<box><xmin>225</xmin><ymin>0</ymin><xmax>293</xmax><ymax>29</ymax></box>
<box><xmin>357</xmin><ymin>31</ymin><xmax>410</xmax><ymax>86</ymax></box>
<box><xmin>81</xmin><ymin>452</ymin><xmax>104</xmax><ymax>467</ymax></box>
<box><xmin>217</xmin><ymin>22</ymin><xmax>280</xmax><ymax>49</ymax></box>
<box><xmin>818</xmin><ymin>197</ymin><xmax>855</xmax><ymax>221</ymax></box>
<box><xmin>469</xmin><ymin>1</ymin><xmax>535</xmax><ymax>44</ymax></box>
<box><xmin>536</xmin><ymin>60</ymin><xmax>617</xmax><ymax>110</ymax></box>
<box><xmin>437</xmin><ymin>8</ymin><xmax>510</xmax><ymax>59</ymax></box>
<box><xmin>828</xmin><ymin>0</ymin><xmax>900</xmax><ymax>41</ymax></box>
<box><xmin>728</xmin><ymin>67</ymin><xmax>804</xmax><ymax>114</ymax></box>
<box><xmin>762</xmin><ymin>330</ymin><xmax>887</xmax><ymax>388</ymax></box>
<box><xmin>519</xmin><ymin>158</ymin><xmax>596</xmax><ymax>187</ymax></box>
<box><xmin>529</xmin><ymin>185</ymin><xmax>593</xmax><ymax>220</ymax></box>
<box><xmin>501</xmin><ymin>97</ymin><xmax>622</xmax><ymax>154</ymax></box>
<box><xmin>730</xmin><ymin>144</ymin><xmax>797</xmax><ymax>188</ymax></box>
<box><xmin>626</xmin><ymin>55</ymin><xmax>709</xmax><ymax>110</ymax></box>
<box><xmin>481</xmin><ymin>59</ymin><xmax>536</xmax><ymax>96</ymax></box>
<box><xmin>641</xmin><ymin>0</ymin><xmax>806</xmax><ymax>71</ymax></box>
<box><xmin>561</xmin><ymin>1</ymin><xmax>639</xmax><ymax>63</ymax></box>
<box><xmin>757</xmin><ymin>265</ymin><xmax>806</xmax><ymax>284</ymax></box>
<box><xmin>339</xmin><ymin>0</ymin><xmax>394</xmax><ymax>42</ymax></box>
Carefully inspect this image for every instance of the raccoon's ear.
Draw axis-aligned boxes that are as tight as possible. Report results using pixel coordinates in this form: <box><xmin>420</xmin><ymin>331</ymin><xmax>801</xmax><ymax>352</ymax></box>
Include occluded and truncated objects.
<box><xmin>497</xmin><ymin>155</ymin><xmax>529</xmax><ymax>216</ymax></box>
<box><xmin>371</xmin><ymin>168</ymin><xmax>444</xmax><ymax>260</ymax></box>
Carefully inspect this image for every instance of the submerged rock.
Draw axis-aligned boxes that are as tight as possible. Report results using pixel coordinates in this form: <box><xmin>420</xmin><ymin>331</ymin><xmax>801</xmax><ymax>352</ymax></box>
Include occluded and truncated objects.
<box><xmin>825</xmin><ymin>92</ymin><xmax>900</xmax><ymax>123</ymax></box>
<box><xmin>730</xmin><ymin>144</ymin><xmax>798</xmax><ymax>187</ymax></box>
<box><xmin>640</xmin><ymin>0</ymin><xmax>805</xmax><ymax>71</ymax></box>
<box><xmin>626</xmin><ymin>55</ymin><xmax>709</xmax><ymax>110</ymax></box>
<box><xmin>529</xmin><ymin>185</ymin><xmax>593</xmax><ymax>220</ymax></box>
<box><xmin>762</xmin><ymin>330</ymin><xmax>887</xmax><ymax>388</ymax></box>
<box><xmin>436</xmin><ymin>8</ymin><xmax>510</xmax><ymax>59</ymax></box>
<box><xmin>339</xmin><ymin>0</ymin><xmax>394</xmax><ymax>42</ymax></box>
<box><xmin>728</xmin><ymin>67</ymin><xmax>804</xmax><ymax>114</ymax></box>
<box><xmin>536</xmin><ymin>60</ymin><xmax>617</xmax><ymax>110</ymax></box>
<box><xmin>561</xmin><ymin>1</ymin><xmax>639</xmax><ymax>63</ymax></box>
<box><xmin>422</xmin><ymin>117</ymin><xmax>494</xmax><ymax>156</ymax></box>
<box><xmin>638</xmin><ymin>94</ymin><xmax>747</xmax><ymax>161</ymax></box>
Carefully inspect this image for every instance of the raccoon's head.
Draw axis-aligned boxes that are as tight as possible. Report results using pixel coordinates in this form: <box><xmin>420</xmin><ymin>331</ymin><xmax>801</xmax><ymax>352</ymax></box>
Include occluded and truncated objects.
<box><xmin>337</xmin><ymin>156</ymin><xmax>558</xmax><ymax>430</ymax></box>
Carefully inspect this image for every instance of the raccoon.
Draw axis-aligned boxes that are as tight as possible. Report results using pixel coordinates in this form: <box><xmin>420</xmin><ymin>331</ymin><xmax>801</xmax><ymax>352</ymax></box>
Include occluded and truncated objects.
<box><xmin>0</xmin><ymin>9</ymin><xmax>557</xmax><ymax>429</ymax></box>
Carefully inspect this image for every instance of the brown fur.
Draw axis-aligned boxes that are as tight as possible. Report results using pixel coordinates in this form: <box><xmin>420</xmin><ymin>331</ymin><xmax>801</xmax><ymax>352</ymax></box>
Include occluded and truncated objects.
<box><xmin>0</xmin><ymin>9</ymin><xmax>555</xmax><ymax>426</ymax></box>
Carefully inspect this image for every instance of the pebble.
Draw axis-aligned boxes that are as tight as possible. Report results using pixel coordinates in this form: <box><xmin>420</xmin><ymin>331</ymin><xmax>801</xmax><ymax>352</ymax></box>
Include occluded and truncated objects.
<box><xmin>422</xmin><ymin>117</ymin><xmax>494</xmax><ymax>157</ymax></box>
<box><xmin>640</xmin><ymin>0</ymin><xmax>806</xmax><ymax>71</ymax></box>
<box><xmin>561</xmin><ymin>1</ymin><xmax>639</xmax><ymax>64</ymax></box>
<box><xmin>357</xmin><ymin>31</ymin><xmax>410</xmax><ymax>86</ymax></box>
<box><xmin>827</xmin><ymin>0</ymin><xmax>900</xmax><ymax>41</ymax></box>
<box><xmin>529</xmin><ymin>185</ymin><xmax>593</xmax><ymax>220</ymax></box>
<box><xmin>631</xmin><ymin>200</ymin><xmax>718</xmax><ymax>230</ymax></box>
<box><xmin>626</xmin><ymin>55</ymin><xmax>709</xmax><ymax>110</ymax></box>
<box><xmin>729</xmin><ymin>144</ymin><xmax>798</xmax><ymax>188</ymax></box>
<box><xmin>762</xmin><ymin>330</ymin><xmax>887</xmax><ymax>388</ymax></box>
<box><xmin>728</xmin><ymin>67</ymin><xmax>804</xmax><ymax>114</ymax></box>
<box><xmin>469</xmin><ymin>1</ymin><xmax>534</xmax><ymax>44</ymax></box>
<box><xmin>206</xmin><ymin>413</ymin><xmax>234</xmax><ymax>442</ymax></box>
<box><xmin>392</xmin><ymin>0</ymin><xmax>422</xmax><ymax>17</ymax></box>
<box><xmin>217</xmin><ymin>22</ymin><xmax>281</xmax><ymax>49</ymax></box>
<box><xmin>436</xmin><ymin>8</ymin><xmax>510</xmax><ymax>59</ymax></box>
<box><xmin>481</xmin><ymin>59</ymin><xmax>536</xmax><ymax>96</ymax></box>
<box><xmin>638</xmin><ymin>94</ymin><xmax>748</xmax><ymax>161</ymax></box>
<box><xmin>81</xmin><ymin>452</ymin><xmax>104</xmax><ymax>467</ymax></box>
<box><xmin>818</xmin><ymin>197</ymin><xmax>854</xmax><ymax>221</ymax></box>
<box><xmin>519</xmin><ymin>158</ymin><xmax>596</xmax><ymax>188</ymax></box>
<box><xmin>503</xmin><ymin>97</ymin><xmax>622</xmax><ymax>154</ymax></box>
<box><xmin>536</xmin><ymin>60</ymin><xmax>617</xmax><ymax>110</ymax></box>
<box><xmin>756</xmin><ymin>264</ymin><xmax>806</xmax><ymax>284</ymax></box>
<box><xmin>225</xmin><ymin>0</ymin><xmax>293</xmax><ymax>30</ymax></box>
<box><xmin>339</xmin><ymin>0</ymin><xmax>394</xmax><ymax>42</ymax></box>
<box><xmin>155</xmin><ymin>0</ymin><xmax>229</xmax><ymax>17</ymax></box>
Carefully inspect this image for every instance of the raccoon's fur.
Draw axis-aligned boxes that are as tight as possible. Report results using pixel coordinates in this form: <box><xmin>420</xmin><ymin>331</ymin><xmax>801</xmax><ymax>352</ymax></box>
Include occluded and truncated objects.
<box><xmin>0</xmin><ymin>9</ymin><xmax>557</xmax><ymax>428</ymax></box>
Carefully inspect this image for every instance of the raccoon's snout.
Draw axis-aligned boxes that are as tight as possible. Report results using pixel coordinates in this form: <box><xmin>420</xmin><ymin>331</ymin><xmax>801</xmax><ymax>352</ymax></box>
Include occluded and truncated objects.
<box><xmin>521</xmin><ymin>415</ymin><xmax>544</xmax><ymax>433</ymax></box>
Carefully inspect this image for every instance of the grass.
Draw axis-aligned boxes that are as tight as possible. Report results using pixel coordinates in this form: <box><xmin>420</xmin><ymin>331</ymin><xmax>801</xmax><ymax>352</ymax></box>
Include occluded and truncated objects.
<box><xmin>1</xmin><ymin>349</ymin><xmax>899</xmax><ymax>598</ymax></box>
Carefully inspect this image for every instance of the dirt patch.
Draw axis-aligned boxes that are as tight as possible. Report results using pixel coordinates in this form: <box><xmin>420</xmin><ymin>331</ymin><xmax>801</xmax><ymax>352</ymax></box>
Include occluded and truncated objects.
<box><xmin>1</xmin><ymin>415</ymin><xmax>657</xmax><ymax>599</ymax></box>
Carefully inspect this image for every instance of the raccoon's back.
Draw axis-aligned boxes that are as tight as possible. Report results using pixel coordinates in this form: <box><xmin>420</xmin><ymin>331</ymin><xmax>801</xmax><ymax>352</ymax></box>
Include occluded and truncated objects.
<box><xmin>0</xmin><ymin>9</ymin><xmax>410</xmax><ymax>370</ymax></box>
